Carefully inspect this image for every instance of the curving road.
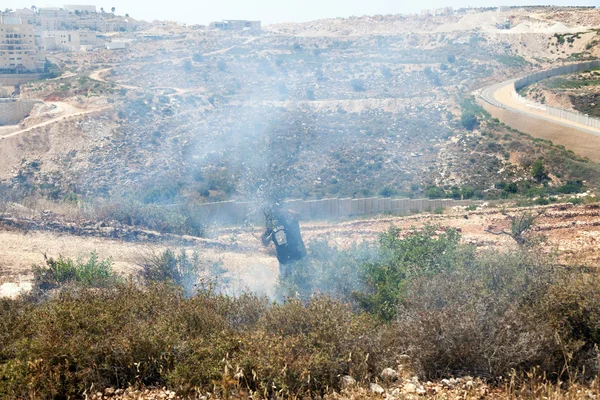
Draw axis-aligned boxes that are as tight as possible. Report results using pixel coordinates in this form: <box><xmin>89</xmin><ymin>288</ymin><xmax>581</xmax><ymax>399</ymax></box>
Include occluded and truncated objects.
<box><xmin>479</xmin><ymin>77</ymin><xmax>600</xmax><ymax>137</ymax></box>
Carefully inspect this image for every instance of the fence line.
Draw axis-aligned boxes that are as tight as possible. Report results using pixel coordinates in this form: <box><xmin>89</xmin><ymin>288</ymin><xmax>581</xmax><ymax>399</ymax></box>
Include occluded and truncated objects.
<box><xmin>513</xmin><ymin>60</ymin><xmax>600</xmax><ymax>131</ymax></box>
<box><xmin>198</xmin><ymin>197</ymin><xmax>476</xmax><ymax>223</ymax></box>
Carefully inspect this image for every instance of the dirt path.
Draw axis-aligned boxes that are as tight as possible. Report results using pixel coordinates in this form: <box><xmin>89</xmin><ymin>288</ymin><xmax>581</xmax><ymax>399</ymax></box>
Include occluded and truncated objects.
<box><xmin>89</xmin><ymin>67</ymin><xmax>142</xmax><ymax>90</ymax></box>
<box><xmin>0</xmin><ymin>102</ymin><xmax>112</xmax><ymax>140</ymax></box>
<box><xmin>202</xmin><ymin>37</ymin><xmax>260</xmax><ymax>56</ymax></box>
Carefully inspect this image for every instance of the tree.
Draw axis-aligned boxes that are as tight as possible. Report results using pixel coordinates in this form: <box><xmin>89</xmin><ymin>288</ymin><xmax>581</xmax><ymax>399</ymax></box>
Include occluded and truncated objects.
<box><xmin>182</xmin><ymin>59</ymin><xmax>192</xmax><ymax>72</ymax></box>
<box><xmin>486</xmin><ymin>210</ymin><xmax>545</xmax><ymax>246</ymax></box>
<box><xmin>531</xmin><ymin>158</ymin><xmax>548</xmax><ymax>183</ymax></box>
<box><xmin>125</xmin><ymin>13</ymin><xmax>129</xmax><ymax>17</ymax></box>
<box><xmin>31</xmin><ymin>5</ymin><xmax>37</xmax><ymax>11</ymax></box>
<box><xmin>350</xmin><ymin>79</ymin><xmax>366</xmax><ymax>92</ymax></box>
<box><xmin>111</xmin><ymin>7</ymin><xmax>115</xmax><ymax>13</ymax></box>
<box><xmin>447</xmin><ymin>54</ymin><xmax>456</xmax><ymax>63</ymax></box>
<box><xmin>460</xmin><ymin>111</ymin><xmax>478</xmax><ymax>131</ymax></box>
<box><xmin>100</xmin><ymin>7</ymin><xmax>105</xmax><ymax>13</ymax></box>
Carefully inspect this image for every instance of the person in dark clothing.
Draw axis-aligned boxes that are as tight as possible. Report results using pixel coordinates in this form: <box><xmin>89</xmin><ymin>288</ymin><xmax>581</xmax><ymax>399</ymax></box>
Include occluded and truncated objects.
<box><xmin>261</xmin><ymin>205</ymin><xmax>307</xmax><ymax>280</ymax></box>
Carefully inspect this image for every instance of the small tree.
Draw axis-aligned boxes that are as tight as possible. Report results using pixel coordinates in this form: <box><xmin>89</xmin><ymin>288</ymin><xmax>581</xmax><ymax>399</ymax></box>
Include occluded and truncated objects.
<box><xmin>460</xmin><ymin>111</ymin><xmax>478</xmax><ymax>131</ymax></box>
<box><xmin>486</xmin><ymin>210</ymin><xmax>545</xmax><ymax>246</ymax></box>
<box><xmin>111</xmin><ymin>6</ymin><xmax>115</xmax><ymax>13</ymax></box>
<box><xmin>182</xmin><ymin>59</ymin><xmax>193</xmax><ymax>72</ymax></box>
<box><xmin>350</xmin><ymin>79</ymin><xmax>366</xmax><ymax>92</ymax></box>
<box><xmin>531</xmin><ymin>158</ymin><xmax>548</xmax><ymax>183</ymax></box>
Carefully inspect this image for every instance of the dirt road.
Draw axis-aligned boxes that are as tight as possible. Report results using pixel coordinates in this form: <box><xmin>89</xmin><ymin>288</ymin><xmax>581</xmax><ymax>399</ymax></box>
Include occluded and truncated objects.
<box><xmin>0</xmin><ymin>102</ymin><xmax>112</xmax><ymax>140</ymax></box>
<box><xmin>478</xmin><ymin>78</ymin><xmax>600</xmax><ymax>161</ymax></box>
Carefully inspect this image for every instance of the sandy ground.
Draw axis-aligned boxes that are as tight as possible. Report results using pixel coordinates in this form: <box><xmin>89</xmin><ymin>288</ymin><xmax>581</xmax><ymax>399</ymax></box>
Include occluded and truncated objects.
<box><xmin>2</xmin><ymin>203</ymin><xmax>599</xmax><ymax>299</ymax></box>
<box><xmin>494</xmin><ymin>82</ymin><xmax>600</xmax><ymax>136</ymax></box>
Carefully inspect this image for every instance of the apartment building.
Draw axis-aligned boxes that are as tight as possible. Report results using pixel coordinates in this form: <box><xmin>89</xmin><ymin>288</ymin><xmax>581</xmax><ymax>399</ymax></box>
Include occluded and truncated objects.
<box><xmin>39</xmin><ymin>7</ymin><xmax>70</xmax><ymax>30</ymax></box>
<box><xmin>39</xmin><ymin>30</ymin><xmax>99</xmax><ymax>51</ymax></box>
<box><xmin>0</xmin><ymin>17</ymin><xmax>45</xmax><ymax>72</ymax></box>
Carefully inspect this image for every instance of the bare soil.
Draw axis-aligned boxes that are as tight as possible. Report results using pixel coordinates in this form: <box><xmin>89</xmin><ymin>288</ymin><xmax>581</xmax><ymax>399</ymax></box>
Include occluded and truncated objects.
<box><xmin>2</xmin><ymin>203</ymin><xmax>599</xmax><ymax>298</ymax></box>
<box><xmin>479</xmin><ymin>99</ymin><xmax>600</xmax><ymax>162</ymax></box>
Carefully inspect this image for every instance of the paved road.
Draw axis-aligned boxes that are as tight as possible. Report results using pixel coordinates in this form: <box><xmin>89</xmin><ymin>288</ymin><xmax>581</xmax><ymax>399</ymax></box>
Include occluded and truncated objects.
<box><xmin>479</xmin><ymin>77</ymin><xmax>600</xmax><ymax>137</ymax></box>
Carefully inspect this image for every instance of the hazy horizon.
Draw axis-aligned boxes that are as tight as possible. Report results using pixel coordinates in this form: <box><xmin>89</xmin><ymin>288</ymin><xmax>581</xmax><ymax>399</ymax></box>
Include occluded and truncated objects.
<box><xmin>2</xmin><ymin>0</ymin><xmax>598</xmax><ymax>25</ymax></box>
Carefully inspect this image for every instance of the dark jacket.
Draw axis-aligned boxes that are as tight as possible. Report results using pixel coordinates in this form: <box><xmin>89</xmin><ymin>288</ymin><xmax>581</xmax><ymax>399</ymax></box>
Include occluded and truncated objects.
<box><xmin>262</xmin><ymin>209</ymin><xmax>307</xmax><ymax>265</ymax></box>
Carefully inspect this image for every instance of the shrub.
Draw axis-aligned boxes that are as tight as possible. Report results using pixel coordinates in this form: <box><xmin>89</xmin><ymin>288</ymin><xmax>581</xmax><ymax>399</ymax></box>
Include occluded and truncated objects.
<box><xmin>392</xmin><ymin>249</ymin><xmax>561</xmax><ymax>379</ymax></box>
<box><xmin>350</xmin><ymin>79</ymin><xmax>366</xmax><ymax>92</ymax></box>
<box><xmin>557</xmin><ymin>179</ymin><xmax>586</xmax><ymax>194</ymax></box>
<box><xmin>424</xmin><ymin>185</ymin><xmax>446</xmax><ymax>199</ymax></box>
<box><xmin>531</xmin><ymin>158</ymin><xmax>548</xmax><ymax>183</ymax></box>
<box><xmin>139</xmin><ymin>249</ymin><xmax>226</xmax><ymax>296</ymax></box>
<box><xmin>32</xmin><ymin>251</ymin><xmax>117</xmax><ymax>292</ymax></box>
<box><xmin>0</xmin><ymin>286</ymin><xmax>389</xmax><ymax>398</ymax></box>
<box><xmin>460</xmin><ymin>111</ymin><xmax>478</xmax><ymax>131</ymax></box>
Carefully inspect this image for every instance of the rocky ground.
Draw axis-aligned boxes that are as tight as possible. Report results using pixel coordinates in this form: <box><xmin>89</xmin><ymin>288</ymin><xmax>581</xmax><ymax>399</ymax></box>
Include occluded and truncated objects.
<box><xmin>2</xmin><ymin>7</ymin><xmax>600</xmax><ymax>205</ymax></box>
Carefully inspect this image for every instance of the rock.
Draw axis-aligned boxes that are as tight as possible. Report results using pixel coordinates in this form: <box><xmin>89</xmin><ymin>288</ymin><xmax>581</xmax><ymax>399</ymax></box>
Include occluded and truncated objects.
<box><xmin>370</xmin><ymin>383</ymin><xmax>385</xmax><ymax>394</ymax></box>
<box><xmin>465</xmin><ymin>380</ymin><xmax>475</xmax><ymax>390</ymax></box>
<box><xmin>114</xmin><ymin>389</ymin><xmax>124</xmax><ymax>395</ymax></box>
<box><xmin>404</xmin><ymin>382</ymin><xmax>417</xmax><ymax>393</ymax></box>
<box><xmin>381</xmin><ymin>367</ymin><xmax>398</xmax><ymax>381</ymax></box>
<box><xmin>340</xmin><ymin>375</ymin><xmax>357</xmax><ymax>389</ymax></box>
<box><xmin>104</xmin><ymin>387</ymin><xmax>115</xmax><ymax>396</ymax></box>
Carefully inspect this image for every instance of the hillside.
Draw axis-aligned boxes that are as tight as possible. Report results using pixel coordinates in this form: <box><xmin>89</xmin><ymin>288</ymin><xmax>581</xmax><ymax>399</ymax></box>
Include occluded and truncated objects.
<box><xmin>1</xmin><ymin>6</ymin><xmax>600</xmax><ymax>213</ymax></box>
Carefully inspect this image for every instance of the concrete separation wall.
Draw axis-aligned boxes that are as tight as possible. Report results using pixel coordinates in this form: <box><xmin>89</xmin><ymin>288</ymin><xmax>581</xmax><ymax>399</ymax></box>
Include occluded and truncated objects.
<box><xmin>0</xmin><ymin>74</ymin><xmax>42</xmax><ymax>86</ymax></box>
<box><xmin>0</xmin><ymin>99</ymin><xmax>38</xmax><ymax>125</ymax></box>
<box><xmin>513</xmin><ymin>61</ymin><xmax>600</xmax><ymax>131</ymax></box>
<box><xmin>198</xmin><ymin>197</ymin><xmax>476</xmax><ymax>224</ymax></box>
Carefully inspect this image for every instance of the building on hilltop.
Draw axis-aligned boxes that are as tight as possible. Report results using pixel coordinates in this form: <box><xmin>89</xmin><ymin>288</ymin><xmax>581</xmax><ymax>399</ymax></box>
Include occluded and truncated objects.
<box><xmin>38</xmin><ymin>6</ymin><xmax>70</xmax><ymax>30</ymax></box>
<box><xmin>209</xmin><ymin>20</ymin><xmax>261</xmax><ymax>31</ymax></box>
<box><xmin>64</xmin><ymin>5</ymin><xmax>97</xmax><ymax>13</ymax></box>
<box><xmin>38</xmin><ymin>30</ymin><xmax>100</xmax><ymax>51</ymax></box>
<box><xmin>0</xmin><ymin>17</ymin><xmax>46</xmax><ymax>72</ymax></box>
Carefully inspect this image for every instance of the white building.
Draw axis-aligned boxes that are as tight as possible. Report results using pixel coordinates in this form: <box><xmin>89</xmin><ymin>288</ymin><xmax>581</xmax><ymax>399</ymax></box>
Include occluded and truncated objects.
<box><xmin>0</xmin><ymin>17</ymin><xmax>45</xmax><ymax>72</ymax></box>
<box><xmin>105</xmin><ymin>41</ymin><xmax>126</xmax><ymax>50</ymax></box>
<box><xmin>64</xmin><ymin>5</ymin><xmax>97</xmax><ymax>13</ymax></box>
<box><xmin>38</xmin><ymin>7</ymin><xmax>70</xmax><ymax>30</ymax></box>
<box><xmin>40</xmin><ymin>30</ymin><xmax>99</xmax><ymax>51</ymax></box>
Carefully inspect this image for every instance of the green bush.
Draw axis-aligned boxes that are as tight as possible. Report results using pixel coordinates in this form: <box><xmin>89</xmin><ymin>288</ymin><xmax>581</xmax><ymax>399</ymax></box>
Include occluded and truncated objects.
<box><xmin>531</xmin><ymin>158</ymin><xmax>549</xmax><ymax>183</ymax></box>
<box><xmin>424</xmin><ymin>185</ymin><xmax>447</xmax><ymax>199</ymax></box>
<box><xmin>460</xmin><ymin>111</ymin><xmax>478</xmax><ymax>131</ymax></box>
<box><xmin>32</xmin><ymin>251</ymin><xmax>117</xmax><ymax>292</ymax></box>
<box><xmin>284</xmin><ymin>225</ymin><xmax>470</xmax><ymax>321</ymax></box>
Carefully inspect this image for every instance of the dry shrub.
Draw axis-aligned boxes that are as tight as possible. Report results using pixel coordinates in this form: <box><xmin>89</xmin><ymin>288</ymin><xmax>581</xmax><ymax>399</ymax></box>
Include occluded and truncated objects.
<box><xmin>168</xmin><ymin>297</ymin><xmax>389</xmax><ymax>397</ymax></box>
<box><xmin>391</xmin><ymin>249</ymin><xmax>564</xmax><ymax>379</ymax></box>
<box><xmin>0</xmin><ymin>286</ymin><xmax>389</xmax><ymax>399</ymax></box>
